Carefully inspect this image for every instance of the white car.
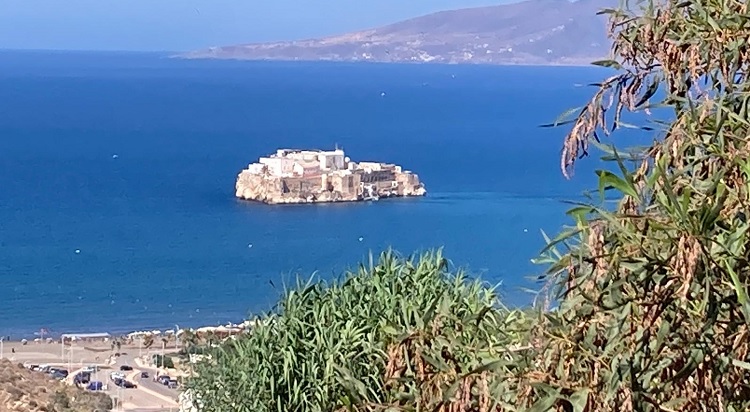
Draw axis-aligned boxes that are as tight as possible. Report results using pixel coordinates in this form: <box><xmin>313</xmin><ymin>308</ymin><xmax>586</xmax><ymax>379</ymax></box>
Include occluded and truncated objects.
<box><xmin>110</xmin><ymin>372</ymin><xmax>126</xmax><ymax>381</ymax></box>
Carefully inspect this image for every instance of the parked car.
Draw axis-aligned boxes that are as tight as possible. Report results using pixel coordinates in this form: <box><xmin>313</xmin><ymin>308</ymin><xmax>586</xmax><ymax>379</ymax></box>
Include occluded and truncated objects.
<box><xmin>140</xmin><ymin>371</ymin><xmax>149</xmax><ymax>379</ymax></box>
<box><xmin>110</xmin><ymin>372</ymin><xmax>126</xmax><ymax>381</ymax></box>
<box><xmin>167</xmin><ymin>379</ymin><xmax>179</xmax><ymax>389</ymax></box>
<box><xmin>113</xmin><ymin>378</ymin><xmax>136</xmax><ymax>389</ymax></box>
<box><xmin>74</xmin><ymin>372</ymin><xmax>91</xmax><ymax>384</ymax></box>
<box><xmin>155</xmin><ymin>375</ymin><xmax>170</xmax><ymax>385</ymax></box>
<box><xmin>119</xmin><ymin>365</ymin><xmax>133</xmax><ymax>371</ymax></box>
<box><xmin>86</xmin><ymin>381</ymin><xmax>104</xmax><ymax>391</ymax></box>
<box><xmin>51</xmin><ymin>369</ymin><xmax>68</xmax><ymax>378</ymax></box>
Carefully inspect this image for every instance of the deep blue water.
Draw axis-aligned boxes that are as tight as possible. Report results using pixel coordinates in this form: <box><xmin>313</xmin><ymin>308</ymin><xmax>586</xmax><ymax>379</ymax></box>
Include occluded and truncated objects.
<box><xmin>0</xmin><ymin>51</ymin><xmax>630</xmax><ymax>337</ymax></box>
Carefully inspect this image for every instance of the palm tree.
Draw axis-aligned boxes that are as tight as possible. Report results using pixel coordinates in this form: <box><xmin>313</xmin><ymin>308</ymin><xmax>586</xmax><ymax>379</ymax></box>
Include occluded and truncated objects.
<box><xmin>142</xmin><ymin>335</ymin><xmax>154</xmax><ymax>350</ymax></box>
<box><xmin>181</xmin><ymin>330</ymin><xmax>199</xmax><ymax>353</ymax></box>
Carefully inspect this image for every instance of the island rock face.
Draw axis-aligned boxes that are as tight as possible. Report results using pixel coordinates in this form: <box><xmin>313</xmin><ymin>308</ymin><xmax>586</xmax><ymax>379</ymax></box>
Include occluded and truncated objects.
<box><xmin>179</xmin><ymin>0</ymin><xmax>613</xmax><ymax>66</ymax></box>
<box><xmin>235</xmin><ymin>149</ymin><xmax>426</xmax><ymax>204</ymax></box>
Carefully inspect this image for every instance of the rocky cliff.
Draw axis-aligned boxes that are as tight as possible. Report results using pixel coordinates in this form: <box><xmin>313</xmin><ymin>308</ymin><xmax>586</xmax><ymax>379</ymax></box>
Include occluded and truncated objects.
<box><xmin>180</xmin><ymin>0</ymin><xmax>613</xmax><ymax>66</ymax></box>
<box><xmin>235</xmin><ymin>169</ymin><xmax>426</xmax><ymax>205</ymax></box>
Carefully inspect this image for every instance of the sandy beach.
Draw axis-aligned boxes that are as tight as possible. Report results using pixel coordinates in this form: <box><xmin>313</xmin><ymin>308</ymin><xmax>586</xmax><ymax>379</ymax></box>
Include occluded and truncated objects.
<box><xmin>1</xmin><ymin>339</ymin><xmax>179</xmax><ymax>365</ymax></box>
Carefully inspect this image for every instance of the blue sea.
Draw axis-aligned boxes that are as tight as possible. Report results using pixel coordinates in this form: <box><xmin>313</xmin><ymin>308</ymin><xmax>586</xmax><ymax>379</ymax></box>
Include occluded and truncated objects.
<box><xmin>0</xmin><ymin>51</ymin><xmax>627</xmax><ymax>338</ymax></box>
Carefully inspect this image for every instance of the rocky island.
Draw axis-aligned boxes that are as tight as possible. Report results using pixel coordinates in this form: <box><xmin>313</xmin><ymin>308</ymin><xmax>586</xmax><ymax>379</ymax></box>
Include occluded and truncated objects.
<box><xmin>235</xmin><ymin>148</ymin><xmax>426</xmax><ymax>204</ymax></box>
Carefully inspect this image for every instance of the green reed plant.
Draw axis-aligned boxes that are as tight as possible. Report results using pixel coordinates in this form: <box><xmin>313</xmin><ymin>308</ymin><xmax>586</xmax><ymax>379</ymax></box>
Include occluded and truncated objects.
<box><xmin>185</xmin><ymin>250</ymin><xmax>529</xmax><ymax>412</ymax></box>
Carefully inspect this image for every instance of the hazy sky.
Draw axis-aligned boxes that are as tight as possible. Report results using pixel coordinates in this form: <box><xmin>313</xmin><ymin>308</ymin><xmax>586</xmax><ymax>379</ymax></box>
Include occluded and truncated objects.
<box><xmin>0</xmin><ymin>0</ymin><xmax>517</xmax><ymax>52</ymax></box>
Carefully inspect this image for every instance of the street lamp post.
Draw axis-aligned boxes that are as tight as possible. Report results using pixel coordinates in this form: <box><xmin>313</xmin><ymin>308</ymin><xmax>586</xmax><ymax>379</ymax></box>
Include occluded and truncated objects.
<box><xmin>0</xmin><ymin>336</ymin><xmax>4</xmax><ymax>359</ymax></box>
<box><xmin>67</xmin><ymin>344</ymin><xmax>72</xmax><ymax>371</ymax></box>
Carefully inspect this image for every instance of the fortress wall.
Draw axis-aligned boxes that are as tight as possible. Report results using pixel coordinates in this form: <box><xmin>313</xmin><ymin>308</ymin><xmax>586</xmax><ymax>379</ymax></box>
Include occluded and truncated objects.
<box><xmin>281</xmin><ymin>176</ymin><xmax>323</xmax><ymax>195</ymax></box>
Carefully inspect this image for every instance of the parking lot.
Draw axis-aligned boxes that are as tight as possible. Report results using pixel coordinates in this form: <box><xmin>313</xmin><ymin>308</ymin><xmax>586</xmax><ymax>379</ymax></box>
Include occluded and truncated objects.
<box><xmin>5</xmin><ymin>339</ymin><xmax>183</xmax><ymax>411</ymax></box>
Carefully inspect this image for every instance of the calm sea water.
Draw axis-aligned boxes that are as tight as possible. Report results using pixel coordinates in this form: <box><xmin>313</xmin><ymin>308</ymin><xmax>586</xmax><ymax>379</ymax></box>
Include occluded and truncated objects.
<box><xmin>0</xmin><ymin>51</ymin><xmax>621</xmax><ymax>337</ymax></box>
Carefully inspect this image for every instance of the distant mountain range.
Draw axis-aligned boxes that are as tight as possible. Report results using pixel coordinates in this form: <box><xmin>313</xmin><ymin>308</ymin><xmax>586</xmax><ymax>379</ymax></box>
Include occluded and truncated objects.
<box><xmin>178</xmin><ymin>0</ymin><xmax>613</xmax><ymax>66</ymax></box>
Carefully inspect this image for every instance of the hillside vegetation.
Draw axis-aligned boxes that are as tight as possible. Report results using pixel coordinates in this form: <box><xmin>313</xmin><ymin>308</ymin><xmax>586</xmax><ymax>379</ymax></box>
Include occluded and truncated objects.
<box><xmin>186</xmin><ymin>0</ymin><xmax>750</xmax><ymax>411</ymax></box>
<box><xmin>0</xmin><ymin>360</ymin><xmax>112</xmax><ymax>412</ymax></box>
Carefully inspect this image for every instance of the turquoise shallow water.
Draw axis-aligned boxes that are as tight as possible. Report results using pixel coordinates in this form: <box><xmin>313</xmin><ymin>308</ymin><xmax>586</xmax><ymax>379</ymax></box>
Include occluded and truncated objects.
<box><xmin>0</xmin><ymin>51</ymin><xmax>616</xmax><ymax>337</ymax></box>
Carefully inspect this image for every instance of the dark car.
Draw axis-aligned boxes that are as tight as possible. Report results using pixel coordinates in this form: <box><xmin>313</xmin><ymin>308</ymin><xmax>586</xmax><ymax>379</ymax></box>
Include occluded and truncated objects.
<box><xmin>51</xmin><ymin>369</ymin><xmax>69</xmax><ymax>379</ymax></box>
<box><xmin>167</xmin><ymin>379</ymin><xmax>179</xmax><ymax>389</ymax></box>
<box><xmin>155</xmin><ymin>375</ymin><xmax>170</xmax><ymax>384</ymax></box>
<box><xmin>86</xmin><ymin>381</ymin><xmax>103</xmax><ymax>391</ymax></box>
<box><xmin>140</xmin><ymin>371</ymin><xmax>149</xmax><ymax>379</ymax></box>
<box><xmin>119</xmin><ymin>365</ymin><xmax>133</xmax><ymax>371</ymax></box>
<box><xmin>122</xmin><ymin>380</ymin><xmax>137</xmax><ymax>389</ymax></box>
<box><xmin>74</xmin><ymin>372</ymin><xmax>91</xmax><ymax>384</ymax></box>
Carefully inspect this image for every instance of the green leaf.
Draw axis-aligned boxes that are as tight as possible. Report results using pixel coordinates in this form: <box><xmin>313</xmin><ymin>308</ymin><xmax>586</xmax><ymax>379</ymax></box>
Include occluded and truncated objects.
<box><xmin>381</xmin><ymin>324</ymin><xmax>400</xmax><ymax>336</ymax></box>
<box><xmin>540</xmin><ymin>106</ymin><xmax>584</xmax><ymax>128</ymax></box>
<box><xmin>596</xmin><ymin>8</ymin><xmax>619</xmax><ymax>15</ymax></box>
<box><xmin>421</xmin><ymin>353</ymin><xmax>451</xmax><ymax>372</ymax></box>
<box><xmin>597</xmin><ymin>170</ymin><xmax>640</xmax><ymax>199</ymax></box>
<box><xmin>730</xmin><ymin>358</ymin><xmax>750</xmax><ymax>371</ymax></box>
<box><xmin>591</xmin><ymin>59</ymin><xmax>622</xmax><ymax>69</ymax></box>
<box><xmin>615</xmin><ymin>121</ymin><xmax>654</xmax><ymax>131</ymax></box>
<box><xmin>569</xmin><ymin>388</ymin><xmax>591</xmax><ymax>412</ymax></box>
<box><xmin>635</xmin><ymin>76</ymin><xmax>661</xmax><ymax>108</ymax></box>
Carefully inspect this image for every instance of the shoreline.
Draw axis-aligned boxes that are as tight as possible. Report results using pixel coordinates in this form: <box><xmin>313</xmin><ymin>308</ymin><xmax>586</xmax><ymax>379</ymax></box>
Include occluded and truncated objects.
<box><xmin>172</xmin><ymin>54</ymin><xmax>600</xmax><ymax>68</ymax></box>
<box><xmin>1</xmin><ymin>318</ymin><xmax>255</xmax><ymax>342</ymax></box>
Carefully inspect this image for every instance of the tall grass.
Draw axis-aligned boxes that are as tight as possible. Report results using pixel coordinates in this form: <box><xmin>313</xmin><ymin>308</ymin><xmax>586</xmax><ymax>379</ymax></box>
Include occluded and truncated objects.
<box><xmin>186</xmin><ymin>250</ymin><xmax>530</xmax><ymax>412</ymax></box>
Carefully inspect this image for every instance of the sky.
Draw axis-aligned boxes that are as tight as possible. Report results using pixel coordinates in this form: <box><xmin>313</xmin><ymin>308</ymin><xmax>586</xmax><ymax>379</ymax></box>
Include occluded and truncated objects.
<box><xmin>0</xmin><ymin>0</ymin><xmax>517</xmax><ymax>52</ymax></box>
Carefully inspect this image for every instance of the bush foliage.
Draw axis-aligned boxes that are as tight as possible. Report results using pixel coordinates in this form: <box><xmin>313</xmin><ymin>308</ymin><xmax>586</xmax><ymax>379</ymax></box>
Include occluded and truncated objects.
<box><xmin>186</xmin><ymin>251</ymin><xmax>531</xmax><ymax>412</ymax></box>
<box><xmin>187</xmin><ymin>0</ymin><xmax>750</xmax><ymax>411</ymax></box>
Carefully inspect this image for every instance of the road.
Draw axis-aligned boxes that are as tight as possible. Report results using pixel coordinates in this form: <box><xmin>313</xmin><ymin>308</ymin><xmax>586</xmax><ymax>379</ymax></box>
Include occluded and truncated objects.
<box><xmin>4</xmin><ymin>340</ymin><xmax>183</xmax><ymax>411</ymax></box>
<box><xmin>108</xmin><ymin>352</ymin><xmax>181</xmax><ymax>411</ymax></box>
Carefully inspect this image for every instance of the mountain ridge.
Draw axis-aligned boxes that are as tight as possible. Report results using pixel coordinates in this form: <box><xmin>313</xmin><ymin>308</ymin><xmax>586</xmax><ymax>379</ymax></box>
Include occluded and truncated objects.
<box><xmin>179</xmin><ymin>0</ymin><xmax>614</xmax><ymax>66</ymax></box>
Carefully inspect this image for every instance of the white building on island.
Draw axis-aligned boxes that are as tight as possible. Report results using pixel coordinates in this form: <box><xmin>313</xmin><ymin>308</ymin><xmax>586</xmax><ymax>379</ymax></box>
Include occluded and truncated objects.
<box><xmin>251</xmin><ymin>148</ymin><xmax>349</xmax><ymax>177</ymax></box>
<box><xmin>317</xmin><ymin>149</ymin><xmax>346</xmax><ymax>171</ymax></box>
<box><xmin>259</xmin><ymin>156</ymin><xmax>295</xmax><ymax>176</ymax></box>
